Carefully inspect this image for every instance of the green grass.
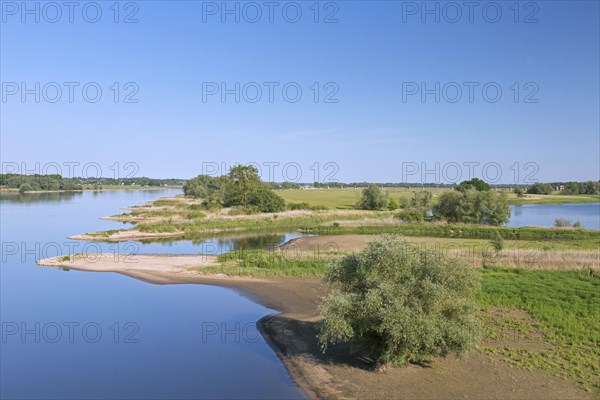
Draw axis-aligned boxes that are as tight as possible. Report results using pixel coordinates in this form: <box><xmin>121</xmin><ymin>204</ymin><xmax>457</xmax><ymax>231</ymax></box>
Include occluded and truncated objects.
<box><xmin>199</xmin><ymin>250</ymin><xmax>600</xmax><ymax>390</ymax></box>
<box><xmin>275</xmin><ymin>188</ymin><xmax>599</xmax><ymax>209</ymax></box>
<box><xmin>406</xmin><ymin>236</ymin><xmax>600</xmax><ymax>251</ymax></box>
<box><xmin>197</xmin><ymin>249</ymin><xmax>330</xmax><ymax>277</ymax></box>
<box><xmin>509</xmin><ymin>194</ymin><xmax>600</xmax><ymax>205</ymax></box>
<box><xmin>477</xmin><ymin>268</ymin><xmax>600</xmax><ymax>391</ymax></box>
<box><xmin>135</xmin><ymin>210</ymin><xmax>385</xmax><ymax>234</ymax></box>
<box><xmin>275</xmin><ymin>188</ymin><xmax>447</xmax><ymax>209</ymax></box>
<box><xmin>308</xmin><ymin>223</ymin><xmax>600</xmax><ymax>241</ymax></box>
<box><xmin>85</xmin><ymin>229</ymin><xmax>127</xmax><ymax>238</ymax></box>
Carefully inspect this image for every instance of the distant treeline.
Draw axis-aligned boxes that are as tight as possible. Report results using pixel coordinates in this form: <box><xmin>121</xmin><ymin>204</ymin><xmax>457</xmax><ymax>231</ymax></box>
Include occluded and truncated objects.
<box><xmin>0</xmin><ymin>174</ymin><xmax>81</xmax><ymax>192</ymax></box>
<box><xmin>74</xmin><ymin>177</ymin><xmax>186</xmax><ymax>187</ymax></box>
<box><xmin>2</xmin><ymin>173</ymin><xmax>598</xmax><ymax>195</ymax></box>
<box><xmin>313</xmin><ymin>181</ymin><xmax>599</xmax><ymax>193</ymax></box>
<box><xmin>526</xmin><ymin>181</ymin><xmax>599</xmax><ymax>195</ymax></box>
<box><xmin>0</xmin><ymin>174</ymin><xmax>185</xmax><ymax>193</ymax></box>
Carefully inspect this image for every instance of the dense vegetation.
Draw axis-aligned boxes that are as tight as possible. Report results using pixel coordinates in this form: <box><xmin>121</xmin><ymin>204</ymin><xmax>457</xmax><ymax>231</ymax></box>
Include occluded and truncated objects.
<box><xmin>319</xmin><ymin>235</ymin><xmax>481</xmax><ymax>366</ymax></box>
<box><xmin>528</xmin><ymin>181</ymin><xmax>599</xmax><ymax>195</ymax></box>
<box><xmin>183</xmin><ymin>165</ymin><xmax>286</xmax><ymax>212</ymax></box>
<box><xmin>0</xmin><ymin>174</ymin><xmax>184</xmax><ymax>192</ymax></box>
<box><xmin>76</xmin><ymin>177</ymin><xmax>184</xmax><ymax>187</ymax></box>
<box><xmin>527</xmin><ymin>183</ymin><xmax>554</xmax><ymax>195</ymax></box>
<box><xmin>357</xmin><ymin>184</ymin><xmax>389</xmax><ymax>210</ymax></box>
<box><xmin>0</xmin><ymin>174</ymin><xmax>81</xmax><ymax>192</ymax></box>
<box><xmin>433</xmin><ymin>189</ymin><xmax>511</xmax><ymax>225</ymax></box>
<box><xmin>455</xmin><ymin>178</ymin><xmax>491</xmax><ymax>192</ymax></box>
<box><xmin>308</xmin><ymin>223</ymin><xmax>599</xmax><ymax>241</ymax></box>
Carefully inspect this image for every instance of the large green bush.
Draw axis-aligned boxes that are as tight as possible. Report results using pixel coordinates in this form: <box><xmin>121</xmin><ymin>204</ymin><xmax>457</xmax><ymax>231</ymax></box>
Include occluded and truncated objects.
<box><xmin>319</xmin><ymin>235</ymin><xmax>481</xmax><ymax>366</ymax></box>
<box><xmin>357</xmin><ymin>184</ymin><xmax>388</xmax><ymax>210</ymax></box>
<box><xmin>247</xmin><ymin>188</ymin><xmax>286</xmax><ymax>213</ymax></box>
<box><xmin>395</xmin><ymin>208</ymin><xmax>424</xmax><ymax>222</ymax></box>
<box><xmin>433</xmin><ymin>189</ymin><xmax>510</xmax><ymax>225</ymax></box>
<box><xmin>527</xmin><ymin>183</ymin><xmax>553</xmax><ymax>195</ymax></box>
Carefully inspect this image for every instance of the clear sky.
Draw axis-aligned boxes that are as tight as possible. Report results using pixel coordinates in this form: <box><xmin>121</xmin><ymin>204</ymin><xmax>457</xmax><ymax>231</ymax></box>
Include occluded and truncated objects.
<box><xmin>1</xmin><ymin>0</ymin><xmax>599</xmax><ymax>184</ymax></box>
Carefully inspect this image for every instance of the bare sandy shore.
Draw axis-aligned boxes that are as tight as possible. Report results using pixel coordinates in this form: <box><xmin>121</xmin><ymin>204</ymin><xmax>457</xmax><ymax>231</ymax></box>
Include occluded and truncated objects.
<box><xmin>68</xmin><ymin>230</ymin><xmax>185</xmax><ymax>242</ymax></box>
<box><xmin>36</xmin><ymin>239</ymin><xmax>594</xmax><ymax>400</ymax></box>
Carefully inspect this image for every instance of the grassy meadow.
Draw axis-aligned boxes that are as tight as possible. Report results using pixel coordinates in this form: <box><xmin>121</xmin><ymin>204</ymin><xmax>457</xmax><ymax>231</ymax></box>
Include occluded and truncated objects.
<box><xmin>275</xmin><ymin>187</ymin><xmax>600</xmax><ymax>209</ymax></box>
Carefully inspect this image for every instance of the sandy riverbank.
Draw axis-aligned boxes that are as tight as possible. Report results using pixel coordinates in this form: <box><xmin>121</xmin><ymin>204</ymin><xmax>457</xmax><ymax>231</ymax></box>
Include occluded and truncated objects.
<box><xmin>68</xmin><ymin>230</ymin><xmax>185</xmax><ymax>242</ymax></box>
<box><xmin>36</xmin><ymin>237</ymin><xmax>593</xmax><ymax>399</ymax></box>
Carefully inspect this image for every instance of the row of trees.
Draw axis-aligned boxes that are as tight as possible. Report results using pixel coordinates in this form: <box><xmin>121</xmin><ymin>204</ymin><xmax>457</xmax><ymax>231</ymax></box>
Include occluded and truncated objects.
<box><xmin>527</xmin><ymin>181</ymin><xmax>599</xmax><ymax>195</ymax></box>
<box><xmin>432</xmin><ymin>179</ymin><xmax>510</xmax><ymax>225</ymax></box>
<box><xmin>182</xmin><ymin>165</ymin><xmax>286</xmax><ymax>213</ymax></box>
<box><xmin>433</xmin><ymin>190</ymin><xmax>511</xmax><ymax>225</ymax></box>
<box><xmin>357</xmin><ymin>179</ymin><xmax>511</xmax><ymax>226</ymax></box>
<box><xmin>0</xmin><ymin>174</ymin><xmax>186</xmax><ymax>193</ymax></box>
<box><xmin>0</xmin><ymin>174</ymin><xmax>81</xmax><ymax>193</ymax></box>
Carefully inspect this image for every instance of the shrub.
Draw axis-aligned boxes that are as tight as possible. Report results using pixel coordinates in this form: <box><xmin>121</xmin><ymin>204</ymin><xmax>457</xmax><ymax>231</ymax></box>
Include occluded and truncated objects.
<box><xmin>247</xmin><ymin>188</ymin><xmax>286</xmax><ymax>213</ymax></box>
<box><xmin>527</xmin><ymin>183</ymin><xmax>553</xmax><ymax>195</ymax></box>
<box><xmin>184</xmin><ymin>211</ymin><xmax>206</xmax><ymax>220</ymax></box>
<box><xmin>554</xmin><ymin>218</ymin><xmax>573</xmax><ymax>227</ymax></box>
<box><xmin>387</xmin><ymin>197</ymin><xmax>399</xmax><ymax>211</ymax></box>
<box><xmin>554</xmin><ymin>218</ymin><xmax>582</xmax><ymax>228</ymax></box>
<box><xmin>319</xmin><ymin>235</ymin><xmax>481</xmax><ymax>366</ymax></box>
<box><xmin>357</xmin><ymin>184</ymin><xmax>388</xmax><ymax>210</ymax></box>
<box><xmin>433</xmin><ymin>189</ymin><xmax>510</xmax><ymax>226</ymax></box>
<box><xmin>490</xmin><ymin>230</ymin><xmax>504</xmax><ymax>252</ymax></box>
<box><xmin>455</xmin><ymin>178</ymin><xmax>491</xmax><ymax>192</ymax></box>
<box><xmin>395</xmin><ymin>208</ymin><xmax>424</xmax><ymax>222</ymax></box>
<box><xmin>412</xmin><ymin>190</ymin><xmax>433</xmax><ymax>209</ymax></box>
<box><xmin>398</xmin><ymin>197</ymin><xmax>411</xmax><ymax>209</ymax></box>
<box><xmin>200</xmin><ymin>201</ymin><xmax>222</xmax><ymax>211</ymax></box>
<box><xmin>287</xmin><ymin>202</ymin><xmax>311</xmax><ymax>210</ymax></box>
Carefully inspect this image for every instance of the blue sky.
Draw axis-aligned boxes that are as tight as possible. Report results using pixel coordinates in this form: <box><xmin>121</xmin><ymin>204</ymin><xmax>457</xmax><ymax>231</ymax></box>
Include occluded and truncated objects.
<box><xmin>1</xmin><ymin>0</ymin><xmax>599</xmax><ymax>184</ymax></box>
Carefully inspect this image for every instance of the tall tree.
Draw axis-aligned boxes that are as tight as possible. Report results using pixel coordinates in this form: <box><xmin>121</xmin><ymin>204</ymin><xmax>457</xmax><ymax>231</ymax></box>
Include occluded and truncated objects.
<box><xmin>228</xmin><ymin>165</ymin><xmax>262</xmax><ymax>207</ymax></box>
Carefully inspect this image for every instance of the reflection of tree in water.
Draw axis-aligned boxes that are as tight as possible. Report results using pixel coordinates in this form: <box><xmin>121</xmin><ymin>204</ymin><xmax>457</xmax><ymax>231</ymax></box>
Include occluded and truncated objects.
<box><xmin>512</xmin><ymin>205</ymin><xmax>523</xmax><ymax>217</ymax></box>
<box><xmin>0</xmin><ymin>191</ymin><xmax>82</xmax><ymax>204</ymax></box>
<box><xmin>210</xmin><ymin>234</ymin><xmax>287</xmax><ymax>252</ymax></box>
<box><xmin>141</xmin><ymin>233</ymin><xmax>288</xmax><ymax>253</ymax></box>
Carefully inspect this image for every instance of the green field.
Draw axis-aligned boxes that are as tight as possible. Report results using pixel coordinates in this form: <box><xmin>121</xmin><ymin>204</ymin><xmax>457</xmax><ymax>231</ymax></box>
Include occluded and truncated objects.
<box><xmin>275</xmin><ymin>188</ymin><xmax>599</xmax><ymax>209</ymax></box>
<box><xmin>478</xmin><ymin>268</ymin><xmax>600</xmax><ymax>391</ymax></box>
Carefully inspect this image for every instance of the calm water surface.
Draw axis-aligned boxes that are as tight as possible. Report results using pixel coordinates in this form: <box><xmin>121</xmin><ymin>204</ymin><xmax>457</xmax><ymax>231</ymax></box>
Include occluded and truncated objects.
<box><xmin>0</xmin><ymin>190</ymin><xmax>305</xmax><ymax>399</ymax></box>
<box><xmin>508</xmin><ymin>203</ymin><xmax>600</xmax><ymax>230</ymax></box>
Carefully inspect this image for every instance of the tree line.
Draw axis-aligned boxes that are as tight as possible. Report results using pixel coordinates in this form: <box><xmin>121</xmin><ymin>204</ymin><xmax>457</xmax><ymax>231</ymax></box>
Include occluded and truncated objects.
<box><xmin>357</xmin><ymin>178</ymin><xmax>511</xmax><ymax>226</ymax></box>
<box><xmin>0</xmin><ymin>174</ymin><xmax>186</xmax><ymax>193</ymax></box>
<box><xmin>0</xmin><ymin>174</ymin><xmax>81</xmax><ymax>193</ymax></box>
<box><xmin>526</xmin><ymin>181</ymin><xmax>599</xmax><ymax>195</ymax></box>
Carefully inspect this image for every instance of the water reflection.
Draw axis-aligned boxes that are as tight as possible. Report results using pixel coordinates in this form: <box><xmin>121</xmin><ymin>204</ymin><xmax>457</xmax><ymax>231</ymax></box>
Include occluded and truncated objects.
<box><xmin>0</xmin><ymin>189</ymin><xmax>305</xmax><ymax>399</ymax></box>
<box><xmin>0</xmin><ymin>191</ymin><xmax>83</xmax><ymax>203</ymax></box>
